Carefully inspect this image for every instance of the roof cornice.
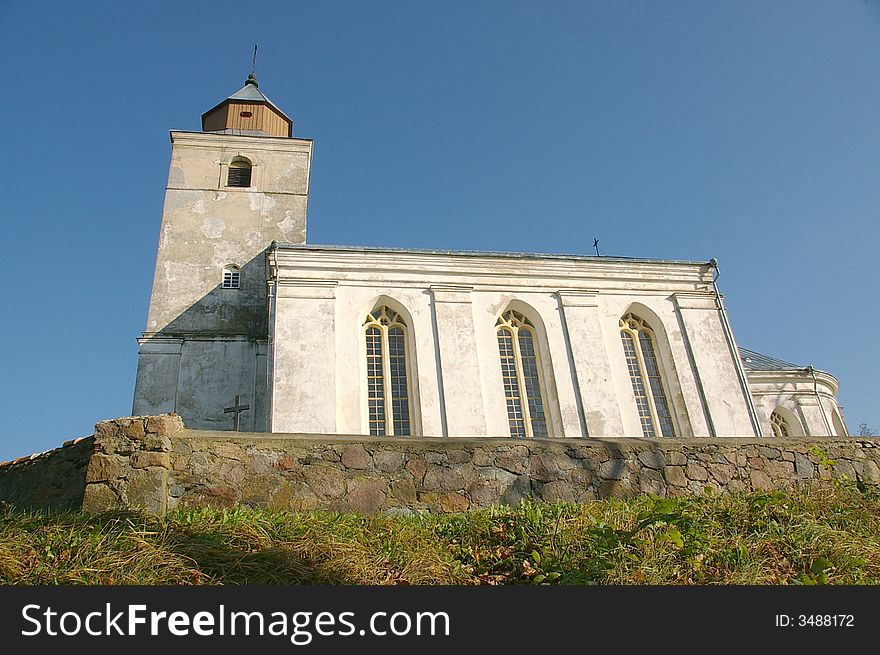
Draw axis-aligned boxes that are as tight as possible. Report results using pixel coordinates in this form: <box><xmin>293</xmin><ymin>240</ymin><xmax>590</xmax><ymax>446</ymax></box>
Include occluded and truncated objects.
<box><xmin>169</xmin><ymin>130</ymin><xmax>312</xmax><ymax>150</ymax></box>
<box><xmin>267</xmin><ymin>243</ymin><xmax>715</xmax><ymax>288</ymax></box>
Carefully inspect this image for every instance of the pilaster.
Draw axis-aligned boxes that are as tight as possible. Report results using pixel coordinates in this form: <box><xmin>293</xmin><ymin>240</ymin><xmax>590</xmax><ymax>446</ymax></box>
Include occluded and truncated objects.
<box><xmin>430</xmin><ymin>285</ymin><xmax>487</xmax><ymax>436</ymax></box>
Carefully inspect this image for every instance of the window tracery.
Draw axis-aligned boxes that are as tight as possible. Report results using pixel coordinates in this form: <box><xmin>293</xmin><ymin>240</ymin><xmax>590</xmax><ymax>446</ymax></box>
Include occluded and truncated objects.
<box><xmin>619</xmin><ymin>313</ymin><xmax>676</xmax><ymax>438</ymax></box>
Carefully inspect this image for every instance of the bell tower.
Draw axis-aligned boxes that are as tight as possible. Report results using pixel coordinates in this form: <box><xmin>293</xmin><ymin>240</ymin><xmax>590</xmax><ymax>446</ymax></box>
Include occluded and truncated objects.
<box><xmin>201</xmin><ymin>72</ymin><xmax>293</xmax><ymax>137</ymax></box>
<box><xmin>132</xmin><ymin>74</ymin><xmax>313</xmax><ymax>432</ymax></box>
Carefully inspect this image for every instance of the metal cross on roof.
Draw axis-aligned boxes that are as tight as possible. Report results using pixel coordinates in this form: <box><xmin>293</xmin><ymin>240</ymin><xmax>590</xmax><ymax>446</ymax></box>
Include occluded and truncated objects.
<box><xmin>224</xmin><ymin>395</ymin><xmax>250</xmax><ymax>431</ymax></box>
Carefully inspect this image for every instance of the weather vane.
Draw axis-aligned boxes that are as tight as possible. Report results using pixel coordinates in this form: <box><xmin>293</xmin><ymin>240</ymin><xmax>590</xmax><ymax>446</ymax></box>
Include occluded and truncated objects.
<box><xmin>593</xmin><ymin>238</ymin><xmax>600</xmax><ymax>257</ymax></box>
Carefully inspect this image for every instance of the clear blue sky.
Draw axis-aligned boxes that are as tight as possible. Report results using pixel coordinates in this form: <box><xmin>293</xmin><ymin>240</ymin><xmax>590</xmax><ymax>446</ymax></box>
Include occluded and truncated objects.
<box><xmin>1</xmin><ymin>1</ymin><xmax>878</xmax><ymax>461</ymax></box>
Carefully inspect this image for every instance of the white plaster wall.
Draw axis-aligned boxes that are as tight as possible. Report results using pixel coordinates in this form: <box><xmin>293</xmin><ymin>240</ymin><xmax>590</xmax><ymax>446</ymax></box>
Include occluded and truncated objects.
<box><xmin>470</xmin><ymin>292</ymin><xmax>512</xmax><ymax>438</ymax></box>
<box><xmin>253</xmin><ymin>344</ymin><xmax>270</xmax><ymax>431</ymax></box>
<box><xmin>270</xmin><ymin>282</ymin><xmax>337</xmax><ymax>433</ymax></box>
<box><xmin>135</xmin><ymin>130</ymin><xmax>312</xmax><ymax>433</ymax></box>
<box><xmin>431</xmin><ymin>287</ymin><xmax>488</xmax><ymax>436</ymax></box>
<box><xmin>747</xmin><ymin>371</ymin><xmax>842</xmax><ymax>437</ymax></box>
<box><xmin>753</xmin><ymin>391</ymin><xmax>808</xmax><ymax>437</ymax></box>
<box><xmin>132</xmin><ymin>339</ymin><xmax>181</xmax><ymax>415</ymax></box>
<box><xmin>145</xmin><ymin>132</ymin><xmax>311</xmax><ymax>335</ymax></box>
<box><xmin>175</xmin><ymin>339</ymin><xmax>262</xmax><ymax>431</ymax></box>
<box><xmin>470</xmin><ymin>292</ymin><xmax>574</xmax><ymax>437</ymax></box>
<box><xmin>599</xmin><ymin>295</ymin><xmax>703</xmax><ymax>438</ymax></box>
<box><xmin>330</xmin><ymin>285</ymin><xmax>443</xmax><ymax>436</ymax></box>
<box><xmin>557</xmin><ymin>291</ymin><xmax>623</xmax><ymax>437</ymax></box>
<box><xmin>796</xmin><ymin>398</ymin><xmax>830</xmax><ymax>436</ymax></box>
<box><xmin>828</xmin><ymin>400</ymin><xmax>849</xmax><ymax>436</ymax></box>
<box><xmin>673</xmin><ymin>293</ymin><xmax>755</xmax><ymax>437</ymax></box>
<box><xmin>268</xmin><ymin>247</ymin><xmax>764</xmax><ymax>438</ymax></box>
<box><xmin>134</xmin><ymin>337</ymin><xmax>268</xmax><ymax>432</ymax></box>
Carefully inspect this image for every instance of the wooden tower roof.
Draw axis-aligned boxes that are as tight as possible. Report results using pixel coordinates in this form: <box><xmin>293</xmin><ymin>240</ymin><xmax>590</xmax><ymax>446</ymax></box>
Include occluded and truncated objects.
<box><xmin>201</xmin><ymin>74</ymin><xmax>293</xmax><ymax>137</ymax></box>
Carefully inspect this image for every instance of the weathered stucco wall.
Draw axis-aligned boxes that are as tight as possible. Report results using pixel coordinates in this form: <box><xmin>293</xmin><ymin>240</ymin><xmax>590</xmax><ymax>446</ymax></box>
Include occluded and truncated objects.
<box><xmin>144</xmin><ymin>132</ymin><xmax>311</xmax><ymax>336</ymax></box>
<box><xmin>74</xmin><ymin>415</ymin><xmax>880</xmax><ymax>516</ymax></box>
<box><xmin>133</xmin><ymin>129</ymin><xmax>312</xmax><ymax>432</ymax></box>
<box><xmin>747</xmin><ymin>370</ymin><xmax>845</xmax><ymax>438</ymax></box>
<box><xmin>266</xmin><ymin>247</ymin><xmax>758</xmax><ymax>439</ymax></box>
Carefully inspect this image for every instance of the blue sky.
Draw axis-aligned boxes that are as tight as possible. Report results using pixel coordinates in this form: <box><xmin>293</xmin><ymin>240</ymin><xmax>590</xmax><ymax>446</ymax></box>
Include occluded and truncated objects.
<box><xmin>1</xmin><ymin>1</ymin><xmax>878</xmax><ymax>461</ymax></box>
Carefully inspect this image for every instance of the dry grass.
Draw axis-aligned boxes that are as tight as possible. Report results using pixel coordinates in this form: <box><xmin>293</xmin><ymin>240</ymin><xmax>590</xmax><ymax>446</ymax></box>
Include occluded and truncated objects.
<box><xmin>2</xmin><ymin>482</ymin><xmax>878</xmax><ymax>585</ymax></box>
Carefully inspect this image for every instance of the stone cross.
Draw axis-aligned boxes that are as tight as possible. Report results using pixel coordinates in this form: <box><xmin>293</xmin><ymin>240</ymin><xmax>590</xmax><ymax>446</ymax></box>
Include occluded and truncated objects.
<box><xmin>224</xmin><ymin>395</ymin><xmax>250</xmax><ymax>431</ymax></box>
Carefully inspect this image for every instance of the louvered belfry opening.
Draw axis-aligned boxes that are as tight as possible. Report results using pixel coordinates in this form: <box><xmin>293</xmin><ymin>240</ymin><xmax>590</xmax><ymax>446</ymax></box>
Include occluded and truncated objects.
<box><xmin>227</xmin><ymin>158</ymin><xmax>252</xmax><ymax>187</ymax></box>
<box><xmin>222</xmin><ymin>265</ymin><xmax>240</xmax><ymax>289</ymax></box>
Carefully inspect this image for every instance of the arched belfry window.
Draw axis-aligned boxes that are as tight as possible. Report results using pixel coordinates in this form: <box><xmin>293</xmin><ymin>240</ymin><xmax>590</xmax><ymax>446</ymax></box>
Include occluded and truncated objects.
<box><xmin>619</xmin><ymin>313</ymin><xmax>676</xmax><ymax>438</ymax></box>
<box><xmin>364</xmin><ymin>306</ymin><xmax>412</xmax><ymax>436</ymax></box>
<box><xmin>227</xmin><ymin>157</ymin><xmax>252</xmax><ymax>187</ymax></box>
<box><xmin>496</xmin><ymin>310</ymin><xmax>548</xmax><ymax>439</ymax></box>
<box><xmin>770</xmin><ymin>409</ymin><xmax>791</xmax><ymax>437</ymax></box>
<box><xmin>221</xmin><ymin>264</ymin><xmax>240</xmax><ymax>289</ymax></box>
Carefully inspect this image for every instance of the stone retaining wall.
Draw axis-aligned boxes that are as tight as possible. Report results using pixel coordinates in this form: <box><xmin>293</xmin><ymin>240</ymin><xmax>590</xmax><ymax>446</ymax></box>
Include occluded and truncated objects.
<box><xmin>72</xmin><ymin>415</ymin><xmax>880</xmax><ymax>515</ymax></box>
<box><xmin>0</xmin><ymin>437</ymin><xmax>93</xmax><ymax>511</ymax></box>
<box><xmin>81</xmin><ymin>415</ymin><xmax>183</xmax><ymax>515</ymax></box>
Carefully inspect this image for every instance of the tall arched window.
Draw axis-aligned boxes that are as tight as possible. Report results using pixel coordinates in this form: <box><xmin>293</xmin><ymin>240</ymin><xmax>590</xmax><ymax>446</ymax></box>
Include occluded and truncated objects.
<box><xmin>620</xmin><ymin>313</ymin><xmax>676</xmax><ymax>438</ymax></box>
<box><xmin>227</xmin><ymin>157</ymin><xmax>252</xmax><ymax>187</ymax></box>
<box><xmin>496</xmin><ymin>310</ymin><xmax>548</xmax><ymax>438</ymax></box>
<box><xmin>770</xmin><ymin>409</ymin><xmax>791</xmax><ymax>437</ymax></box>
<box><xmin>364</xmin><ymin>306</ymin><xmax>412</xmax><ymax>436</ymax></box>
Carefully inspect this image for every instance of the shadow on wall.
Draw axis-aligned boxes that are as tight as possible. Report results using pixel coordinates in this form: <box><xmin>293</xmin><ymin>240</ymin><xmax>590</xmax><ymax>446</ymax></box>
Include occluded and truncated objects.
<box><xmin>137</xmin><ymin>251</ymin><xmax>271</xmax><ymax>431</ymax></box>
<box><xmin>155</xmin><ymin>251</ymin><xmax>269</xmax><ymax>336</ymax></box>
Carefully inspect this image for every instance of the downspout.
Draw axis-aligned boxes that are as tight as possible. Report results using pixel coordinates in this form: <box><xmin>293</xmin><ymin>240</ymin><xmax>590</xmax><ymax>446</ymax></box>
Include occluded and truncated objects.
<box><xmin>266</xmin><ymin>242</ymin><xmax>280</xmax><ymax>433</ymax></box>
<box><xmin>807</xmin><ymin>366</ymin><xmax>833</xmax><ymax>436</ymax></box>
<box><xmin>555</xmin><ymin>293</ymin><xmax>589</xmax><ymax>438</ymax></box>
<box><xmin>428</xmin><ymin>289</ymin><xmax>449</xmax><ymax>438</ymax></box>
<box><xmin>709</xmin><ymin>259</ymin><xmax>763</xmax><ymax>438</ymax></box>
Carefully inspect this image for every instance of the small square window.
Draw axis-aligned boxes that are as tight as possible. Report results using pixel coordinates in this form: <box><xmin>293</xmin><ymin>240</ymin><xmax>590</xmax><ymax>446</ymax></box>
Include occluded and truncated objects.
<box><xmin>222</xmin><ymin>267</ymin><xmax>240</xmax><ymax>289</ymax></box>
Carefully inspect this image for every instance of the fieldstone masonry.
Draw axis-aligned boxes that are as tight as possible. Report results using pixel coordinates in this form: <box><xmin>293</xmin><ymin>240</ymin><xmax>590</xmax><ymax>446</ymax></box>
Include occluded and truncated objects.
<box><xmin>81</xmin><ymin>415</ymin><xmax>181</xmax><ymax>515</ymax></box>
<box><xmin>0</xmin><ymin>437</ymin><xmax>93</xmax><ymax>511</ymax></box>
<box><xmin>2</xmin><ymin>414</ymin><xmax>879</xmax><ymax>515</ymax></box>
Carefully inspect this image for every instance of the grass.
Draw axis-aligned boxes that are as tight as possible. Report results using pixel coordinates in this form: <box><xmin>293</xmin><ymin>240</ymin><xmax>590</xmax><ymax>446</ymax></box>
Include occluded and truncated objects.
<box><xmin>1</xmin><ymin>482</ymin><xmax>879</xmax><ymax>585</ymax></box>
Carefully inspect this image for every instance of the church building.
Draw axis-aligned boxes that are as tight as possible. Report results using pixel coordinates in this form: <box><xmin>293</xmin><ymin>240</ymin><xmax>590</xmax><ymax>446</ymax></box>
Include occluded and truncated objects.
<box><xmin>133</xmin><ymin>75</ymin><xmax>848</xmax><ymax>440</ymax></box>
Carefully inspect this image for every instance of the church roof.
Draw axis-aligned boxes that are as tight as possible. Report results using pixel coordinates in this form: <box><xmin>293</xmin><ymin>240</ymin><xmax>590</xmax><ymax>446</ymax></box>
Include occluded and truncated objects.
<box><xmin>227</xmin><ymin>81</ymin><xmax>272</xmax><ymax>103</ymax></box>
<box><xmin>739</xmin><ymin>347</ymin><xmax>803</xmax><ymax>372</ymax></box>
<box><xmin>201</xmin><ymin>73</ymin><xmax>292</xmax><ymax>125</ymax></box>
<box><xmin>270</xmin><ymin>242</ymin><xmax>712</xmax><ymax>267</ymax></box>
<box><xmin>226</xmin><ymin>81</ymin><xmax>289</xmax><ymax>118</ymax></box>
